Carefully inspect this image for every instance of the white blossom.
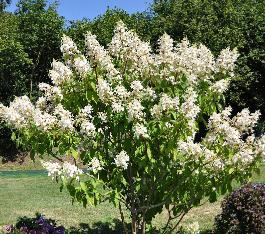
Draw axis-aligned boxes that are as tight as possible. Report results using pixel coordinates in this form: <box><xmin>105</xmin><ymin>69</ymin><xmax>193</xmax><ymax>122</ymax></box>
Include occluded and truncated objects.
<box><xmin>73</xmin><ymin>55</ymin><xmax>91</xmax><ymax>75</ymax></box>
<box><xmin>127</xmin><ymin>99</ymin><xmax>144</xmax><ymax>121</ymax></box>
<box><xmin>232</xmin><ymin>109</ymin><xmax>260</xmax><ymax>133</ymax></box>
<box><xmin>211</xmin><ymin>79</ymin><xmax>230</xmax><ymax>94</ymax></box>
<box><xmin>178</xmin><ymin>140</ymin><xmax>203</xmax><ymax>157</ymax></box>
<box><xmin>181</xmin><ymin>88</ymin><xmax>200</xmax><ymax>123</ymax></box>
<box><xmin>85</xmin><ymin>32</ymin><xmax>121</xmax><ymax>80</ymax></box>
<box><xmin>81</xmin><ymin>120</ymin><xmax>96</xmax><ymax>137</ymax></box>
<box><xmin>156</xmin><ymin>33</ymin><xmax>175</xmax><ymax>65</ymax></box>
<box><xmin>134</xmin><ymin>123</ymin><xmax>149</xmax><ymax>138</ymax></box>
<box><xmin>0</xmin><ymin>96</ymin><xmax>35</xmax><ymax>129</ymax></box>
<box><xmin>61</xmin><ymin>35</ymin><xmax>79</xmax><ymax>55</ymax></box>
<box><xmin>174</xmin><ymin>38</ymin><xmax>215</xmax><ymax>81</ymax></box>
<box><xmin>54</xmin><ymin>104</ymin><xmax>74</xmax><ymax>131</ymax></box>
<box><xmin>36</xmin><ymin>97</ymin><xmax>47</xmax><ymax>110</ymax></box>
<box><xmin>233</xmin><ymin>148</ymin><xmax>254</xmax><ymax>164</ymax></box>
<box><xmin>49</xmin><ymin>60</ymin><xmax>72</xmax><ymax>86</ymax></box>
<box><xmin>38</xmin><ymin>83</ymin><xmax>63</xmax><ymax>102</ymax></box>
<box><xmin>98</xmin><ymin>112</ymin><xmax>108</xmax><ymax>123</ymax></box>
<box><xmin>108</xmin><ymin>21</ymin><xmax>153</xmax><ymax>76</ymax></box>
<box><xmin>130</xmin><ymin>80</ymin><xmax>144</xmax><ymax>95</ymax></box>
<box><xmin>34</xmin><ymin>109</ymin><xmax>57</xmax><ymax>131</ymax></box>
<box><xmin>115</xmin><ymin>150</ymin><xmax>130</xmax><ymax>169</ymax></box>
<box><xmin>114</xmin><ymin>85</ymin><xmax>130</xmax><ymax>100</ymax></box>
<box><xmin>42</xmin><ymin>161</ymin><xmax>62</xmax><ymax>180</ymax></box>
<box><xmin>61</xmin><ymin>162</ymin><xmax>83</xmax><ymax>181</ymax></box>
<box><xmin>216</xmin><ymin>47</ymin><xmax>239</xmax><ymax>75</ymax></box>
<box><xmin>112</xmin><ymin>101</ymin><xmax>124</xmax><ymax>113</ymax></box>
<box><xmin>88</xmin><ymin>157</ymin><xmax>103</xmax><ymax>173</ymax></box>
<box><xmin>79</xmin><ymin>104</ymin><xmax>93</xmax><ymax>119</ymax></box>
<box><xmin>97</xmin><ymin>79</ymin><xmax>114</xmax><ymax>103</ymax></box>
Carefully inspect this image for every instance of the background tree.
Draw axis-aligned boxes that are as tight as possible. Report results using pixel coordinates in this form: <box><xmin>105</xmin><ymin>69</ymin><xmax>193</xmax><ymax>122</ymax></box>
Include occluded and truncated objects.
<box><xmin>0</xmin><ymin>0</ymin><xmax>64</xmax><ymax>162</ymax></box>
<box><xmin>0</xmin><ymin>0</ymin><xmax>11</xmax><ymax>12</ymax></box>
<box><xmin>16</xmin><ymin>0</ymin><xmax>64</xmax><ymax>97</ymax></box>
<box><xmin>67</xmin><ymin>8</ymin><xmax>152</xmax><ymax>50</ymax></box>
<box><xmin>0</xmin><ymin>12</ymin><xmax>32</xmax><ymax>160</ymax></box>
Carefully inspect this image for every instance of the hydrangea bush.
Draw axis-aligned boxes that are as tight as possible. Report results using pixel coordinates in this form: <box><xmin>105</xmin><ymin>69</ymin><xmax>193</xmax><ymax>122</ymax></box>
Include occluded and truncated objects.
<box><xmin>0</xmin><ymin>21</ymin><xmax>264</xmax><ymax>233</ymax></box>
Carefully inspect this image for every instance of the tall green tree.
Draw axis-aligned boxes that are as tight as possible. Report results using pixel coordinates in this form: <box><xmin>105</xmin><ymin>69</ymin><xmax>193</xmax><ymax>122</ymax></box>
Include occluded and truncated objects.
<box><xmin>16</xmin><ymin>0</ymin><xmax>64</xmax><ymax>97</ymax></box>
<box><xmin>67</xmin><ymin>8</ymin><xmax>152</xmax><ymax>50</ymax></box>
<box><xmin>0</xmin><ymin>0</ymin><xmax>11</xmax><ymax>12</ymax></box>
<box><xmin>0</xmin><ymin>12</ymin><xmax>32</xmax><ymax>160</ymax></box>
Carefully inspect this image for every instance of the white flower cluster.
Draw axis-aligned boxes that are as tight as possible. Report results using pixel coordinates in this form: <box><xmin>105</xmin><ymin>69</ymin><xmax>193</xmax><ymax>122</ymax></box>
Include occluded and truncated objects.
<box><xmin>211</xmin><ymin>79</ymin><xmax>230</xmax><ymax>94</ymax></box>
<box><xmin>232</xmin><ymin>108</ymin><xmax>260</xmax><ymax>133</ymax></box>
<box><xmin>42</xmin><ymin>161</ymin><xmax>83</xmax><ymax>181</ymax></box>
<box><xmin>61</xmin><ymin>162</ymin><xmax>83</xmax><ymax>181</ymax></box>
<box><xmin>134</xmin><ymin>123</ymin><xmax>149</xmax><ymax>139</ymax></box>
<box><xmin>207</xmin><ymin>107</ymin><xmax>260</xmax><ymax>147</ymax></box>
<box><xmin>0</xmin><ymin>96</ymin><xmax>34</xmax><ymax>129</ymax></box>
<box><xmin>85</xmin><ymin>32</ymin><xmax>121</xmax><ymax>80</ymax></box>
<box><xmin>151</xmin><ymin>93</ymin><xmax>179</xmax><ymax>118</ymax></box>
<box><xmin>38</xmin><ymin>83</ymin><xmax>63</xmax><ymax>102</ymax></box>
<box><xmin>181</xmin><ymin>88</ymin><xmax>200</xmax><ymax>128</ymax></box>
<box><xmin>108</xmin><ymin>21</ymin><xmax>153</xmax><ymax>76</ymax></box>
<box><xmin>216</xmin><ymin>47</ymin><xmax>239</xmax><ymax>75</ymax></box>
<box><xmin>88</xmin><ymin>157</ymin><xmax>102</xmax><ymax>173</ymax></box>
<box><xmin>80</xmin><ymin>120</ymin><xmax>96</xmax><ymax>137</ymax></box>
<box><xmin>49</xmin><ymin>60</ymin><xmax>72</xmax><ymax>86</ymax></box>
<box><xmin>61</xmin><ymin>35</ymin><xmax>79</xmax><ymax>55</ymax></box>
<box><xmin>174</xmin><ymin>38</ymin><xmax>215</xmax><ymax>81</ymax></box>
<box><xmin>115</xmin><ymin>150</ymin><xmax>130</xmax><ymax>169</ymax></box>
<box><xmin>54</xmin><ymin>104</ymin><xmax>74</xmax><ymax>131</ymax></box>
<box><xmin>157</xmin><ymin>33</ymin><xmax>175</xmax><ymax>66</ymax></box>
<box><xmin>61</xmin><ymin>35</ymin><xmax>91</xmax><ymax>76</ymax></box>
<box><xmin>128</xmin><ymin>99</ymin><xmax>145</xmax><ymax>122</ymax></box>
<box><xmin>34</xmin><ymin>109</ymin><xmax>57</xmax><ymax>131</ymax></box>
<box><xmin>41</xmin><ymin>161</ymin><xmax>61</xmax><ymax>179</ymax></box>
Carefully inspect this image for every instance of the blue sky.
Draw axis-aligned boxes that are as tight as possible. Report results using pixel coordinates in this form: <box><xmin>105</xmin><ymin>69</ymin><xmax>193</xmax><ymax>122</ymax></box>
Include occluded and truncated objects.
<box><xmin>7</xmin><ymin>0</ymin><xmax>153</xmax><ymax>21</ymax></box>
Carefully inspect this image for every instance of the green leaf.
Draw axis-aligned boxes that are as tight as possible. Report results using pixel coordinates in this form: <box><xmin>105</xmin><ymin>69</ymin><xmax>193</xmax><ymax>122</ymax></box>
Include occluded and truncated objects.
<box><xmin>71</xmin><ymin>148</ymin><xmax>79</xmax><ymax>160</ymax></box>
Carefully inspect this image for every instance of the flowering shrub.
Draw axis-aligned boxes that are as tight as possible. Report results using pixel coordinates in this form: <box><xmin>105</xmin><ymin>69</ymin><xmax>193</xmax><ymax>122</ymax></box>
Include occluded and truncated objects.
<box><xmin>0</xmin><ymin>21</ymin><xmax>264</xmax><ymax>233</ymax></box>
<box><xmin>214</xmin><ymin>183</ymin><xmax>265</xmax><ymax>233</ymax></box>
<box><xmin>2</xmin><ymin>213</ymin><xmax>65</xmax><ymax>234</ymax></box>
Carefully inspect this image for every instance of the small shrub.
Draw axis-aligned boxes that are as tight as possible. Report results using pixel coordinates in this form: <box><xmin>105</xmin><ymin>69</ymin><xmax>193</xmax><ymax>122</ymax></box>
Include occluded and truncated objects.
<box><xmin>214</xmin><ymin>183</ymin><xmax>265</xmax><ymax>234</ymax></box>
<box><xmin>2</xmin><ymin>213</ymin><xmax>65</xmax><ymax>234</ymax></box>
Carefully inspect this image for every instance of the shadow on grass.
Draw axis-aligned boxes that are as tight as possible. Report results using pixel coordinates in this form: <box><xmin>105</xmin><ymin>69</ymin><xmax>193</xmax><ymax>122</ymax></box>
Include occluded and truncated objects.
<box><xmin>67</xmin><ymin>219</ymin><xmax>212</xmax><ymax>234</ymax></box>
<box><xmin>67</xmin><ymin>219</ymin><xmax>128</xmax><ymax>234</ymax></box>
<box><xmin>67</xmin><ymin>219</ymin><xmax>164</xmax><ymax>234</ymax></box>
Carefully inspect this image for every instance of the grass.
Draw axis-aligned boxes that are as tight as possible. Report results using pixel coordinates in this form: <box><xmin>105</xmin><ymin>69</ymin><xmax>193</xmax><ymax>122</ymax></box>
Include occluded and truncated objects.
<box><xmin>0</xmin><ymin>164</ymin><xmax>264</xmax><ymax>232</ymax></box>
<box><xmin>0</xmin><ymin>175</ymin><xmax>120</xmax><ymax>228</ymax></box>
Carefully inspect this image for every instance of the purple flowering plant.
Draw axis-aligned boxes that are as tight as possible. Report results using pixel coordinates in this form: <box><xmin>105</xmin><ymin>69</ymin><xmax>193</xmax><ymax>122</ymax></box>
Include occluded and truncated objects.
<box><xmin>13</xmin><ymin>213</ymin><xmax>65</xmax><ymax>234</ymax></box>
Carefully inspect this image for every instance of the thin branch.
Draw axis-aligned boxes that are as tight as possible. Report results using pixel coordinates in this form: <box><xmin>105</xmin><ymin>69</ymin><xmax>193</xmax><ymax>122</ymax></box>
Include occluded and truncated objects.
<box><xmin>169</xmin><ymin>211</ymin><xmax>188</xmax><ymax>233</ymax></box>
<box><xmin>119</xmin><ymin>201</ymin><xmax>128</xmax><ymax>234</ymax></box>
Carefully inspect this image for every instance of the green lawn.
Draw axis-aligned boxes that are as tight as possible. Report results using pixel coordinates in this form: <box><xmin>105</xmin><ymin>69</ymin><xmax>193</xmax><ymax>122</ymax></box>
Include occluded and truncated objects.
<box><xmin>0</xmin><ymin>174</ymin><xmax>120</xmax><ymax>230</ymax></box>
<box><xmin>0</xmin><ymin>165</ymin><xmax>264</xmax><ymax>233</ymax></box>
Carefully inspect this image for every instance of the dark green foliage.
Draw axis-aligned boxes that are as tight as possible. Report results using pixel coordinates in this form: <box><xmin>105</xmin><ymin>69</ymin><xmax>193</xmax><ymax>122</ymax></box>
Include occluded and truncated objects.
<box><xmin>67</xmin><ymin>8</ymin><xmax>152</xmax><ymax>50</ymax></box>
<box><xmin>214</xmin><ymin>183</ymin><xmax>265</xmax><ymax>233</ymax></box>
<box><xmin>0</xmin><ymin>13</ymin><xmax>32</xmax><ymax>160</ymax></box>
<box><xmin>16</xmin><ymin>0</ymin><xmax>64</xmax><ymax>96</ymax></box>
<box><xmin>0</xmin><ymin>13</ymin><xmax>32</xmax><ymax>104</ymax></box>
<box><xmin>0</xmin><ymin>0</ymin><xmax>11</xmax><ymax>12</ymax></box>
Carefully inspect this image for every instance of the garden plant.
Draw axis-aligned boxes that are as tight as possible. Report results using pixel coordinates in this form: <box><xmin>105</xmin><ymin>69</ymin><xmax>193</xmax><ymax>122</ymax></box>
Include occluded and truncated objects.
<box><xmin>0</xmin><ymin>22</ymin><xmax>265</xmax><ymax>233</ymax></box>
<box><xmin>214</xmin><ymin>183</ymin><xmax>265</xmax><ymax>233</ymax></box>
